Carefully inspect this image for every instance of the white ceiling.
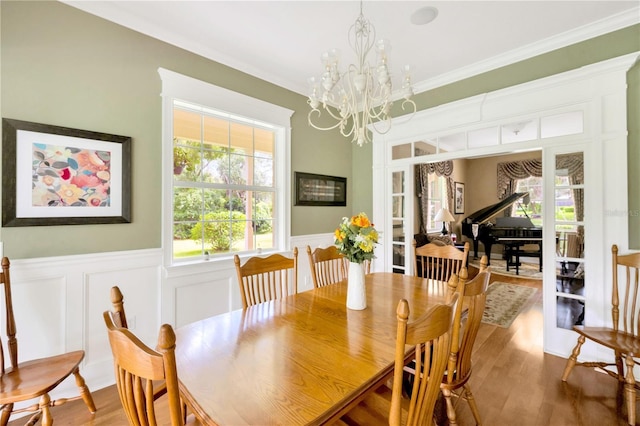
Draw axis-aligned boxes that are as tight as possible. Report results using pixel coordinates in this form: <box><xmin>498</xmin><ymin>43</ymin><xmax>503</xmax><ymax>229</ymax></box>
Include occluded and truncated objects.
<box><xmin>64</xmin><ymin>1</ymin><xmax>639</xmax><ymax>97</ymax></box>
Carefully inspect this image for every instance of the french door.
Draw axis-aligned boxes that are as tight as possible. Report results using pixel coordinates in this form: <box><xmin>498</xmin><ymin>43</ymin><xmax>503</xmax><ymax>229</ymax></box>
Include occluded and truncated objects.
<box><xmin>388</xmin><ymin>165</ymin><xmax>413</xmax><ymax>274</ymax></box>
<box><xmin>543</xmin><ymin>145</ymin><xmax>599</xmax><ymax>356</ymax></box>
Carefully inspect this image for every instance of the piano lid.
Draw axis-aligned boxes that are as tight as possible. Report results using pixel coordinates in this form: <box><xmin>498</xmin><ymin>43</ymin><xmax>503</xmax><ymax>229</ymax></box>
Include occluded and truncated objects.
<box><xmin>463</xmin><ymin>192</ymin><xmax>529</xmax><ymax>224</ymax></box>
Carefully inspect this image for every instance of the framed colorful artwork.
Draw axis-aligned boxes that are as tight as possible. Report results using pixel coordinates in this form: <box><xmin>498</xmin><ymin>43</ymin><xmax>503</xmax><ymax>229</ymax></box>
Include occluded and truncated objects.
<box><xmin>2</xmin><ymin>118</ymin><xmax>132</xmax><ymax>226</ymax></box>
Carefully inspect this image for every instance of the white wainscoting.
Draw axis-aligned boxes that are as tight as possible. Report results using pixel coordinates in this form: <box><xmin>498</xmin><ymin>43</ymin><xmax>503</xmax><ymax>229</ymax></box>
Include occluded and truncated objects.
<box><xmin>7</xmin><ymin>248</ymin><xmax>162</xmax><ymax>408</ymax></box>
<box><xmin>9</xmin><ymin>233</ymin><xmax>338</xmax><ymax>401</ymax></box>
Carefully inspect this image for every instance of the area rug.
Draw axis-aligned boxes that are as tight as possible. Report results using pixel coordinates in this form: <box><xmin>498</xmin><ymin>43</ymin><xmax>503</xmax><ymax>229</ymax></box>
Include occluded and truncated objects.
<box><xmin>469</xmin><ymin>257</ymin><xmax>542</xmax><ymax>280</ymax></box>
<box><xmin>482</xmin><ymin>282</ymin><xmax>538</xmax><ymax>328</ymax></box>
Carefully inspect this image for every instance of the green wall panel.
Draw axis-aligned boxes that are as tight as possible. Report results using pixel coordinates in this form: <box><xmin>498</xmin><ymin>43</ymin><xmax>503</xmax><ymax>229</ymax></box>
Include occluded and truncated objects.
<box><xmin>1</xmin><ymin>1</ymin><xmax>638</xmax><ymax>258</ymax></box>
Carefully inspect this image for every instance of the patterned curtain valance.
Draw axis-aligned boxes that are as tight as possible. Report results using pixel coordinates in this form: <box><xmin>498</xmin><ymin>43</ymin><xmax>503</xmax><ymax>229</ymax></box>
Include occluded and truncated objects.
<box><xmin>496</xmin><ymin>153</ymin><xmax>583</xmax><ymax>220</ymax></box>
<box><xmin>415</xmin><ymin>161</ymin><xmax>454</xmax><ymax>234</ymax></box>
<box><xmin>415</xmin><ymin>161</ymin><xmax>454</xmax><ymax>196</ymax></box>
<box><xmin>556</xmin><ymin>153</ymin><xmax>584</xmax><ymax>185</ymax></box>
<box><xmin>497</xmin><ymin>154</ymin><xmax>583</xmax><ymax>200</ymax></box>
<box><xmin>496</xmin><ymin>159</ymin><xmax>542</xmax><ymax>200</ymax></box>
<box><xmin>420</xmin><ymin>160</ymin><xmax>454</xmax><ymax>177</ymax></box>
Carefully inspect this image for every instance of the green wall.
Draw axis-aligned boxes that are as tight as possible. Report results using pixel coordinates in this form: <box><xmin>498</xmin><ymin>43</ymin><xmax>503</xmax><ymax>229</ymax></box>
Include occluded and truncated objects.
<box><xmin>0</xmin><ymin>1</ymin><xmax>352</xmax><ymax>259</ymax></box>
<box><xmin>1</xmin><ymin>1</ymin><xmax>639</xmax><ymax>259</ymax></box>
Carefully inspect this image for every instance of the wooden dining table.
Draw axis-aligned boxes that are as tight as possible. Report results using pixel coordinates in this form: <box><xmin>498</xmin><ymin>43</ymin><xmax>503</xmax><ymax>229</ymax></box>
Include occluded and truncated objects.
<box><xmin>175</xmin><ymin>272</ymin><xmax>450</xmax><ymax>426</ymax></box>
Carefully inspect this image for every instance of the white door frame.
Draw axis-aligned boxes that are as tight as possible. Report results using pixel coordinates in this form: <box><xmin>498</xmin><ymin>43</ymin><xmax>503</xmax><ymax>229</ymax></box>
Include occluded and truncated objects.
<box><xmin>372</xmin><ymin>52</ymin><xmax>637</xmax><ymax>356</ymax></box>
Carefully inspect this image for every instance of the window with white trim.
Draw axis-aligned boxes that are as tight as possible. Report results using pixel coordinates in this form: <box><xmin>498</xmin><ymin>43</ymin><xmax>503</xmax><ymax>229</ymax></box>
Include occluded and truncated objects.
<box><xmin>427</xmin><ymin>174</ymin><xmax>447</xmax><ymax>231</ymax></box>
<box><xmin>511</xmin><ymin>176</ymin><xmax>543</xmax><ymax>226</ymax></box>
<box><xmin>159</xmin><ymin>69</ymin><xmax>292</xmax><ymax>264</ymax></box>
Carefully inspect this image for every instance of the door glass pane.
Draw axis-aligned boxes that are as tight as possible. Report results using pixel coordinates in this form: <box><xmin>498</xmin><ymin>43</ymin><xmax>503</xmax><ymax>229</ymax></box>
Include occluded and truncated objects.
<box><xmin>392</xmin><ymin>219</ymin><xmax>404</xmax><ymax>244</ymax></box>
<box><xmin>391</xmin><ymin>170</ymin><xmax>406</xmax><ymax>274</ymax></box>
<box><xmin>557</xmin><ymin>295</ymin><xmax>585</xmax><ymax>328</ymax></box>
<box><xmin>554</xmin><ymin>152</ymin><xmax>584</xmax><ymax>330</ymax></box>
<box><xmin>392</xmin><ymin>144</ymin><xmax>411</xmax><ymax>160</ymax></box>
<box><xmin>393</xmin><ymin>196</ymin><xmax>404</xmax><ymax>219</ymax></box>
<box><xmin>392</xmin><ymin>171</ymin><xmax>404</xmax><ymax>193</ymax></box>
<box><xmin>392</xmin><ymin>243</ymin><xmax>405</xmax><ymax>274</ymax></box>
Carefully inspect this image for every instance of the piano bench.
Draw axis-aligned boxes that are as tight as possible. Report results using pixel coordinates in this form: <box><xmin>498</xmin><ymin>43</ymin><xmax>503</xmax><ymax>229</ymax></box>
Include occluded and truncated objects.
<box><xmin>503</xmin><ymin>244</ymin><xmax>542</xmax><ymax>275</ymax></box>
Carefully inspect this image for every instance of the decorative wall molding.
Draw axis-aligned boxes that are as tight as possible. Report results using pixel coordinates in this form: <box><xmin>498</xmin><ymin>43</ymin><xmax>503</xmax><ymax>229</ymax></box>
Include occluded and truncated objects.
<box><xmin>372</xmin><ymin>53</ymin><xmax>638</xmax><ymax>361</ymax></box>
<box><xmin>11</xmin><ymin>233</ymin><xmax>335</xmax><ymax>398</ymax></box>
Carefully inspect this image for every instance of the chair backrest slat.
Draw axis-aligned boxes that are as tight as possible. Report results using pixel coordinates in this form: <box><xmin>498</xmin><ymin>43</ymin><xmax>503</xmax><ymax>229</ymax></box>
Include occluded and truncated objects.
<box><xmin>413</xmin><ymin>241</ymin><xmax>469</xmax><ymax>282</ymax></box>
<box><xmin>447</xmin><ymin>259</ymin><xmax>491</xmax><ymax>386</ymax></box>
<box><xmin>234</xmin><ymin>248</ymin><xmax>298</xmax><ymax>308</ymax></box>
<box><xmin>104</xmin><ymin>312</ymin><xmax>183</xmax><ymax>425</ymax></box>
<box><xmin>307</xmin><ymin>245</ymin><xmax>346</xmax><ymax>288</ymax></box>
<box><xmin>0</xmin><ymin>257</ymin><xmax>17</xmax><ymax>373</ymax></box>
<box><xmin>389</xmin><ymin>294</ymin><xmax>458</xmax><ymax>426</ymax></box>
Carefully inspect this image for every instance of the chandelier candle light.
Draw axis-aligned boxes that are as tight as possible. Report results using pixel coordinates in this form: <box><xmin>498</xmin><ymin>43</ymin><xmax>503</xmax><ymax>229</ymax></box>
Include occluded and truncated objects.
<box><xmin>307</xmin><ymin>1</ymin><xmax>417</xmax><ymax>146</ymax></box>
<box><xmin>334</xmin><ymin>213</ymin><xmax>379</xmax><ymax>310</ymax></box>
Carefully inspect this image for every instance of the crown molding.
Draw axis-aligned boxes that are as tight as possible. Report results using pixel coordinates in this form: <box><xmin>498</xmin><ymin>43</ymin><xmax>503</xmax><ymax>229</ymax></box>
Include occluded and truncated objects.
<box><xmin>413</xmin><ymin>7</ymin><xmax>639</xmax><ymax>94</ymax></box>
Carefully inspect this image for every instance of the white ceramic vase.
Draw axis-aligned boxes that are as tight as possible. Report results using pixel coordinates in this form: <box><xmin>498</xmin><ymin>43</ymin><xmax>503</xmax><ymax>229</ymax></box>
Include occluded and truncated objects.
<box><xmin>346</xmin><ymin>261</ymin><xmax>367</xmax><ymax>310</ymax></box>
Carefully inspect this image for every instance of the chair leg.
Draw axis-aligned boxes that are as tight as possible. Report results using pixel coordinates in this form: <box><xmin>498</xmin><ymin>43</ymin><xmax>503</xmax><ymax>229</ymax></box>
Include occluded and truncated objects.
<box><xmin>625</xmin><ymin>354</ymin><xmax>636</xmax><ymax>426</ymax></box>
<box><xmin>25</xmin><ymin>412</ymin><xmax>42</xmax><ymax>426</ymax></box>
<box><xmin>615</xmin><ymin>351</ymin><xmax>625</xmax><ymax>384</ymax></box>
<box><xmin>561</xmin><ymin>335</ymin><xmax>585</xmax><ymax>381</ymax></box>
<box><xmin>441</xmin><ymin>388</ymin><xmax>458</xmax><ymax>425</ymax></box>
<box><xmin>39</xmin><ymin>393</ymin><xmax>53</xmax><ymax>426</ymax></box>
<box><xmin>73</xmin><ymin>367</ymin><xmax>97</xmax><ymax>413</ymax></box>
<box><xmin>463</xmin><ymin>383</ymin><xmax>482</xmax><ymax>426</ymax></box>
<box><xmin>0</xmin><ymin>403</ymin><xmax>13</xmax><ymax>426</ymax></box>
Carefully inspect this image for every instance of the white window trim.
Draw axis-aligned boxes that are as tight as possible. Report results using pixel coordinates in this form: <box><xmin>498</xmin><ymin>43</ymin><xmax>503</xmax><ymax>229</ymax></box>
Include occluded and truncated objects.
<box><xmin>426</xmin><ymin>174</ymin><xmax>447</xmax><ymax>233</ymax></box>
<box><xmin>158</xmin><ymin>68</ymin><xmax>294</xmax><ymax>269</ymax></box>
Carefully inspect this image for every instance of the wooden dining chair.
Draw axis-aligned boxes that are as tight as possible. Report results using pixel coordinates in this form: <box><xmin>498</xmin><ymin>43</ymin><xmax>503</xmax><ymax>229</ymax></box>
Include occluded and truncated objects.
<box><xmin>234</xmin><ymin>247</ymin><xmax>298</xmax><ymax>308</ymax></box>
<box><xmin>107</xmin><ymin>286</ymin><xmax>171</xmax><ymax>403</ymax></box>
<box><xmin>344</xmin><ymin>259</ymin><xmax>372</xmax><ymax>274</ymax></box>
<box><xmin>109</xmin><ymin>286</ymin><xmax>128</xmax><ymax>328</ymax></box>
<box><xmin>306</xmin><ymin>245</ymin><xmax>346</xmax><ymax>288</ymax></box>
<box><xmin>104</xmin><ymin>312</ymin><xmax>188</xmax><ymax>425</ymax></box>
<box><xmin>0</xmin><ymin>257</ymin><xmax>96</xmax><ymax>425</ymax></box>
<box><xmin>477</xmin><ymin>255</ymin><xmax>489</xmax><ymax>273</ymax></box>
<box><xmin>441</xmin><ymin>261</ymin><xmax>491</xmax><ymax>425</ymax></box>
<box><xmin>562</xmin><ymin>244</ymin><xmax>640</xmax><ymax>425</ymax></box>
<box><xmin>413</xmin><ymin>240</ymin><xmax>469</xmax><ymax>282</ymax></box>
<box><xmin>339</xmin><ymin>294</ymin><xmax>459</xmax><ymax>426</ymax></box>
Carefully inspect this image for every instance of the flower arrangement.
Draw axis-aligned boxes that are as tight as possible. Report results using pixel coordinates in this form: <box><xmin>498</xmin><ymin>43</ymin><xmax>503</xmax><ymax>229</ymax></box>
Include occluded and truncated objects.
<box><xmin>334</xmin><ymin>212</ymin><xmax>379</xmax><ymax>264</ymax></box>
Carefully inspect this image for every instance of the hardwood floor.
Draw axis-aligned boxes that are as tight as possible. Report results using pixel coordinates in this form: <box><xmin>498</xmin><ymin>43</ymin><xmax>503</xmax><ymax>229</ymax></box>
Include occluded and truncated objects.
<box><xmin>10</xmin><ymin>268</ymin><xmax>630</xmax><ymax>426</ymax></box>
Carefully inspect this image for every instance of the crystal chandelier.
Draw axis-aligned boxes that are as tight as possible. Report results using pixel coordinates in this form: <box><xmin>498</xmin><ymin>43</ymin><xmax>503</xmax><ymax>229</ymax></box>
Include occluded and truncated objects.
<box><xmin>307</xmin><ymin>1</ymin><xmax>416</xmax><ymax>147</ymax></box>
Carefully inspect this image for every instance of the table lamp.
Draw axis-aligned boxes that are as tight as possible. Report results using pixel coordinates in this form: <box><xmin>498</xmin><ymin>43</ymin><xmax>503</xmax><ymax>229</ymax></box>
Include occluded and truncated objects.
<box><xmin>435</xmin><ymin>208</ymin><xmax>455</xmax><ymax>235</ymax></box>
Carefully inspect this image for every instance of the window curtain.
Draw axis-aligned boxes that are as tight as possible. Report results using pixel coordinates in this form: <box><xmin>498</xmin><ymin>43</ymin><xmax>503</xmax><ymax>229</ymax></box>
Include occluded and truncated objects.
<box><xmin>496</xmin><ymin>159</ymin><xmax>542</xmax><ymax>201</ymax></box>
<box><xmin>496</xmin><ymin>153</ymin><xmax>583</xmax><ymax>221</ymax></box>
<box><xmin>415</xmin><ymin>161</ymin><xmax>454</xmax><ymax>234</ymax></box>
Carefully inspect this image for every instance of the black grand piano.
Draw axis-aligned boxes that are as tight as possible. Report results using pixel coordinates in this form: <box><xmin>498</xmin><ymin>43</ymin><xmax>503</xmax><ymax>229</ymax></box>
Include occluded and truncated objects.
<box><xmin>461</xmin><ymin>192</ymin><xmax>542</xmax><ymax>273</ymax></box>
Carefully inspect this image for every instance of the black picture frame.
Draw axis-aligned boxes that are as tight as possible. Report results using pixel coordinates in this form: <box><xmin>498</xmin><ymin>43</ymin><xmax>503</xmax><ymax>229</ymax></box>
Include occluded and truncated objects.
<box><xmin>454</xmin><ymin>181</ymin><xmax>465</xmax><ymax>214</ymax></box>
<box><xmin>294</xmin><ymin>172</ymin><xmax>346</xmax><ymax>206</ymax></box>
<box><xmin>2</xmin><ymin>118</ymin><xmax>132</xmax><ymax>226</ymax></box>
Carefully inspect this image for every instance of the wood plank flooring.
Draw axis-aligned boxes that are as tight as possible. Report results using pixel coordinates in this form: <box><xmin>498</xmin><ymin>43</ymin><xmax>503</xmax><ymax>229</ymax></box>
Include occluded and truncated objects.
<box><xmin>10</xmin><ymin>269</ymin><xmax>631</xmax><ymax>425</ymax></box>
